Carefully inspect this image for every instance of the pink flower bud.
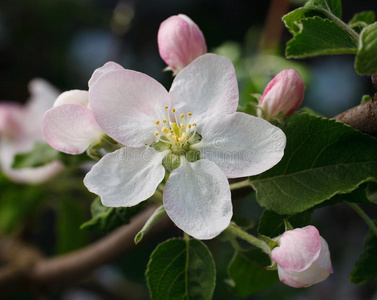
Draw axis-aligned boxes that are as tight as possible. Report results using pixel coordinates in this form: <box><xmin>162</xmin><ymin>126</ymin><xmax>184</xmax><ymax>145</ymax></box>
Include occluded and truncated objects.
<box><xmin>271</xmin><ymin>225</ymin><xmax>333</xmax><ymax>288</ymax></box>
<box><xmin>259</xmin><ymin>69</ymin><xmax>305</xmax><ymax>120</ymax></box>
<box><xmin>158</xmin><ymin>14</ymin><xmax>207</xmax><ymax>74</ymax></box>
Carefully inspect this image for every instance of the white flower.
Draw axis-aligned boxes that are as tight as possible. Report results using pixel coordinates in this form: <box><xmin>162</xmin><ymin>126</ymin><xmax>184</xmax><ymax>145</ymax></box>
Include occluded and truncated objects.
<box><xmin>84</xmin><ymin>54</ymin><xmax>286</xmax><ymax>239</ymax></box>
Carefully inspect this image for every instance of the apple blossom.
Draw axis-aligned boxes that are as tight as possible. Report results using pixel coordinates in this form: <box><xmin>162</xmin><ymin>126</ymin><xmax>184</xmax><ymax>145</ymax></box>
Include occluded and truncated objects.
<box><xmin>83</xmin><ymin>54</ymin><xmax>286</xmax><ymax>240</ymax></box>
<box><xmin>258</xmin><ymin>69</ymin><xmax>305</xmax><ymax>120</ymax></box>
<box><xmin>271</xmin><ymin>225</ymin><xmax>333</xmax><ymax>288</ymax></box>
<box><xmin>0</xmin><ymin>79</ymin><xmax>63</xmax><ymax>184</ymax></box>
<box><xmin>158</xmin><ymin>14</ymin><xmax>207</xmax><ymax>74</ymax></box>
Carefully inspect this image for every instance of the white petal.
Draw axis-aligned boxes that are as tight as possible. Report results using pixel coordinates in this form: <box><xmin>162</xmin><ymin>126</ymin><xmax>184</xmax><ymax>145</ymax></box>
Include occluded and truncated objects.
<box><xmin>43</xmin><ymin>104</ymin><xmax>103</xmax><ymax>154</ymax></box>
<box><xmin>89</xmin><ymin>69</ymin><xmax>171</xmax><ymax>147</ymax></box>
<box><xmin>163</xmin><ymin>158</ymin><xmax>232</xmax><ymax>240</ymax></box>
<box><xmin>53</xmin><ymin>90</ymin><xmax>89</xmax><ymax>107</ymax></box>
<box><xmin>169</xmin><ymin>54</ymin><xmax>238</xmax><ymax>127</ymax></box>
<box><xmin>84</xmin><ymin>146</ymin><xmax>167</xmax><ymax>207</ymax></box>
<box><xmin>192</xmin><ymin>112</ymin><xmax>286</xmax><ymax>178</ymax></box>
<box><xmin>88</xmin><ymin>61</ymin><xmax>125</xmax><ymax>89</ymax></box>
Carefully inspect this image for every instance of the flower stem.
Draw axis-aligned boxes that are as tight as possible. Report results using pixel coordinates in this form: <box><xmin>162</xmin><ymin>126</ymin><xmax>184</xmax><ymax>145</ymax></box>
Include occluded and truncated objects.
<box><xmin>347</xmin><ymin>202</ymin><xmax>377</xmax><ymax>238</ymax></box>
<box><xmin>229</xmin><ymin>179</ymin><xmax>252</xmax><ymax>190</ymax></box>
<box><xmin>226</xmin><ymin>223</ymin><xmax>270</xmax><ymax>254</ymax></box>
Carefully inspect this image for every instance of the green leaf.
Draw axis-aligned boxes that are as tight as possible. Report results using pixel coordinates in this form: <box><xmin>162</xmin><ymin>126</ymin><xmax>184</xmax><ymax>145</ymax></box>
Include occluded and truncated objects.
<box><xmin>80</xmin><ymin>197</ymin><xmax>142</xmax><ymax>232</ymax></box>
<box><xmin>349</xmin><ymin>11</ymin><xmax>375</xmax><ymax>33</ymax></box>
<box><xmin>12</xmin><ymin>142</ymin><xmax>60</xmax><ymax>169</ymax></box>
<box><xmin>250</xmin><ymin>114</ymin><xmax>377</xmax><ymax>214</ymax></box>
<box><xmin>350</xmin><ymin>221</ymin><xmax>377</xmax><ymax>284</ymax></box>
<box><xmin>355</xmin><ymin>22</ymin><xmax>377</xmax><ymax>75</ymax></box>
<box><xmin>0</xmin><ymin>176</ymin><xmax>45</xmax><ymax>233</ymax></box>
<box><xmin>146</xmin><ymin>238</ymin><xmax>216</xmax><ymax>300</ymax></box>
<box><xmin>227</xmin><ymin>249</ymin><xmax>278</xmax><ymax>296</ymax></box>
<box><xmin>285</xmin><ymin>16</ymin><xmax>357</xmax><ymax>58</ymax></box>
<box><xmin>283</xmin><ymin>0</ymin><xmax>342</xmax><ymax>35</ymax></box>
<box><xmin>306</xmin><ymin>0</ymin><xmax>342</xmax><ymax>17</ymax></box>
<box><xmin>257</xmin><ymin>210</ymin><xmax>312</xmax><ymax>238</ymax></box>
<box><xmin>56</xmin><ymin>198</ymin><xmax>88</xmax><ymax>254</ymax></box>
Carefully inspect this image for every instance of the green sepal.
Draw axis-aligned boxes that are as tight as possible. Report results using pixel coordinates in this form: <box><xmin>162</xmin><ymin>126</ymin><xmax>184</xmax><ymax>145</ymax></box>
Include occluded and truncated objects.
<box><xmin>258</xmin><ymin>234</ymin><xmax>279</xmax><ymax>250</ymax></box>
<box><xmin>162</xmin><ymin>153</ymin><xmax>181</xmax><ymax>172</ymax></box>
<box><xmin>186</xmin><ymin>149</ymin><xmax>201</xmax><ymax>163</ymax></box>
<box><xmin>284</xmin><ymin>219</ymin><xmax>294</xmax><ymax>231</ymax></box>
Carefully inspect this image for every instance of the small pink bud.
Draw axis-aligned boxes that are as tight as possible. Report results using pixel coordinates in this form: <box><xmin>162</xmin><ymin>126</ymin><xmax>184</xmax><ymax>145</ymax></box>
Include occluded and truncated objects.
<box><xmin>158</xmin><ymin>14</ymin><xmax>207</xmax><ymax>74</ymax></box>
<box><xmin>259</xmin><ymin>69</ymin><xmax>305</xmax><ymax>120</ymax></box>
<box><xmin>271</xmin><ymin>225</ymin><xmax>333</xmax><ymax>288</ymax></box>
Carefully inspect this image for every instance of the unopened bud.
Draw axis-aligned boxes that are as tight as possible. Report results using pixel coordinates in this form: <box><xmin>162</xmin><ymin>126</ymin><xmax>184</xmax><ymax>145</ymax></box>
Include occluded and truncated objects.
<box><xmin>271</xmin><ymin>225</ymin><xmax>333</xmax><ymax>288</ymax></box>
<box><xmin>158</xmin><ymin>14</ymin><xmax>207</xmax><ymax>74</ymax></box>
<box><xmin>259</xmin><ymin>69</ymin><xmax>305</xmax><ymax>120</ymax></box>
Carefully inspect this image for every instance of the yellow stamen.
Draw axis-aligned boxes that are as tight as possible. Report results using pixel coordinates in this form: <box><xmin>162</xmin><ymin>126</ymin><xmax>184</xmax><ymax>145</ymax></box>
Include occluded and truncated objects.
<box><xmin>154</xmin><ymin>132</ymin><xmax>159</xmax><ymax>136</ymax></box>
<box><xmin>187</xmin><ymin>112</ymin><xmax>192</xmax><ymax>116</ymax></box>
<box><xmin>164</xmin><ymin>106</ymin><xmax>168</xmax><ymax>110</ymax></box>
<box><xmin>172</xmin><ymin>108</ymin><xmax>176</xmax><ymax>113</ymax></box>
<box><xmin>193</xmin><ymin>123</ymin><xmax>197</xmax><ymax>126</ymax></box>
<box><xmin>155</xmin><ymin>121</ymin><xmax>160</xmax><ymax>125</ymax></box>
<box><xmin>188</xmin><ymin>124</ymin><xmax>192</xmax><ymax>128</ymax></box>
<box><xmin>162</xmin><ymin>119</ymin><xmax>166</xmax><ymax>123</ymax></box>
<box><xmin>180</xmin><ymin>113</ymin><xmax>185</xmax><ymax>118</ymax></box>
<box><xmin>162</xmin><ymin>127</ymin><xmax>169</xmax><ymax>134</ymax></box>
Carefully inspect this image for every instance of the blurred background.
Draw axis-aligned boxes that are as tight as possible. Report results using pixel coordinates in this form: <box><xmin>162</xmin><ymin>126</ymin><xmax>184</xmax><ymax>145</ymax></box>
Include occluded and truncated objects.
<box><xmin>1</xmin><ymin>0</ymin><xmax>377</xmax><ymax>299</ymax></box>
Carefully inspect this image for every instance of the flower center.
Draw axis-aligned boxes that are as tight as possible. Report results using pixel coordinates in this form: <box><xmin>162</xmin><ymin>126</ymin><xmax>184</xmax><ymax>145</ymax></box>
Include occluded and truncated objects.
<box><xmin>154</xmin><ymin>106</ymin><xmax>199</xmax><ymax>152</ymax></box>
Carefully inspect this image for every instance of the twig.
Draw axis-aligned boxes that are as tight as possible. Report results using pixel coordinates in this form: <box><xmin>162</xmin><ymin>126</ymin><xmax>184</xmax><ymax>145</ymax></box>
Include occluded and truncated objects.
<box><xmin>0</xmin><ymin>205</ymin><xmax>171</xmax><ymax>295</ymax></box>
<box><xmin>334</xmin><ymin>98</ymin><xmax>377</xmax><ymax>134</ymax></box>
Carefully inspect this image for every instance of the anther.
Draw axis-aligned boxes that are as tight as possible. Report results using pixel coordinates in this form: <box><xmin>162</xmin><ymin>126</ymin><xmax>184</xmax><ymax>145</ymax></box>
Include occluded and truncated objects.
<box><xmin>155</xmin><ymin>121</ymin><xmax>160</xmax><ymax>125</ymax></box>
<box><xmin>193</xmin><ymin>123</ymin><xmax>197</xmax><ymax>126</ymax></box>
<box><xmin>163</xmin><ymin>119</ymin><xmax>166</xmax><ymax>123</ymax></box>
<box><xmin>154</xmin><ymin>132</ymin><xmax>159</xmax><ymax>136</ymax></box>
<box><xmin>172</xmin><ymin>108</ymin><xmax>176</xmax><ymax>113</ymax></box>
<box><xmin>180</xmin><ymin>113</ymin><xmax>185</xmax><ymax>118</ymax></box>
<box><xmin>164</xmin><ymin>106</ymin><xmax>168</xmax><ymax>110</ymax></box>
<box><xmin>187</xmin><ymin>112</ymin><xmax>192</xmax><ymax>116</ymax></box>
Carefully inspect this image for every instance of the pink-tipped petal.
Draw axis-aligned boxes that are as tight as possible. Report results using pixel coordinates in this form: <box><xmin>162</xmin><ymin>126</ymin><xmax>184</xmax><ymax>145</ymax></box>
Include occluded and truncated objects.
<box><xmin>170</xmin><ymin>54</ymin><xmax>238</xmax><ymax>127</ymax></box>
<box><xmin>84</xmin><ymin>146</ymin><xmax>167</xmax><ymax>207</ymax></box>
<box><xmin>43</xmin><ymin>104</ymin><xmax>103</xmax><ymax>154</ymax></box>
<box><xmin>89</xmin><ymin>69</ymin><xmax>171</xmax><ymax>147</ymax></box>
<box><xmin>53</xmin><ymin>90</ymin><xmax>89</xmax><ymax>107</ymax></box>
<box><xmin>193</xmin><ymin>112</ymin><xmax>286</xmax><ymax>178</ymax></box>
<box><xmin>88</xmin><ymin>61</ymin><xmax>125</xmax><ymax>89</ymax></box>
<box><xmin>163</xmin><ymin>158</ymin><xmax>232</xmax><ymax>240</ymax></box>
<box><xmin>271</xmin><ymin>226</ymin><xmax>321</xmax><ymax>272</ymax></box>
<box><xmin>259</xmin><ymin>69</ymin><xmax>305</xmax><ymax>120</ymax></box>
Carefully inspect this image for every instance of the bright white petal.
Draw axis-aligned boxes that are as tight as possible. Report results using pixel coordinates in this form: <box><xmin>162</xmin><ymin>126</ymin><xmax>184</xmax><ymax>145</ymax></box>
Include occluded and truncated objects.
<box><xmin>163</xmin><ymin>158</ymin><xmax>232</xmax><ymax>240</ymax></box>
<box><xmin>88</xmin><ymin>61</ymin><xmax>125</xmax><ymax>89</ymax></box>
<box><xmin>53</xmin><ymin>90</ymin><xmax>89</xmax><ymax>107</ymax></box>
<box><xmin>89</xmin><ymin>69</ymin><xmax>171</xmax><ymax>147</ymax></box>
<box><xmin>43</xmin><ymin>104</ymin><xmax>103</xmax><ymax>154</ymax></box>
<box><xmin>169</xmin><ymin>54</ymin><xmax>238</xmax><ymax>126</ymax></box>
<box><xmin>193</xmin><ymin>112</ymin><xmax>286</xmax><ymax>178</ymax></box>
<box><xmin>84</xmin><ymin>146</ymin><xmax>167</xmax><ymax>207</ymax></box>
